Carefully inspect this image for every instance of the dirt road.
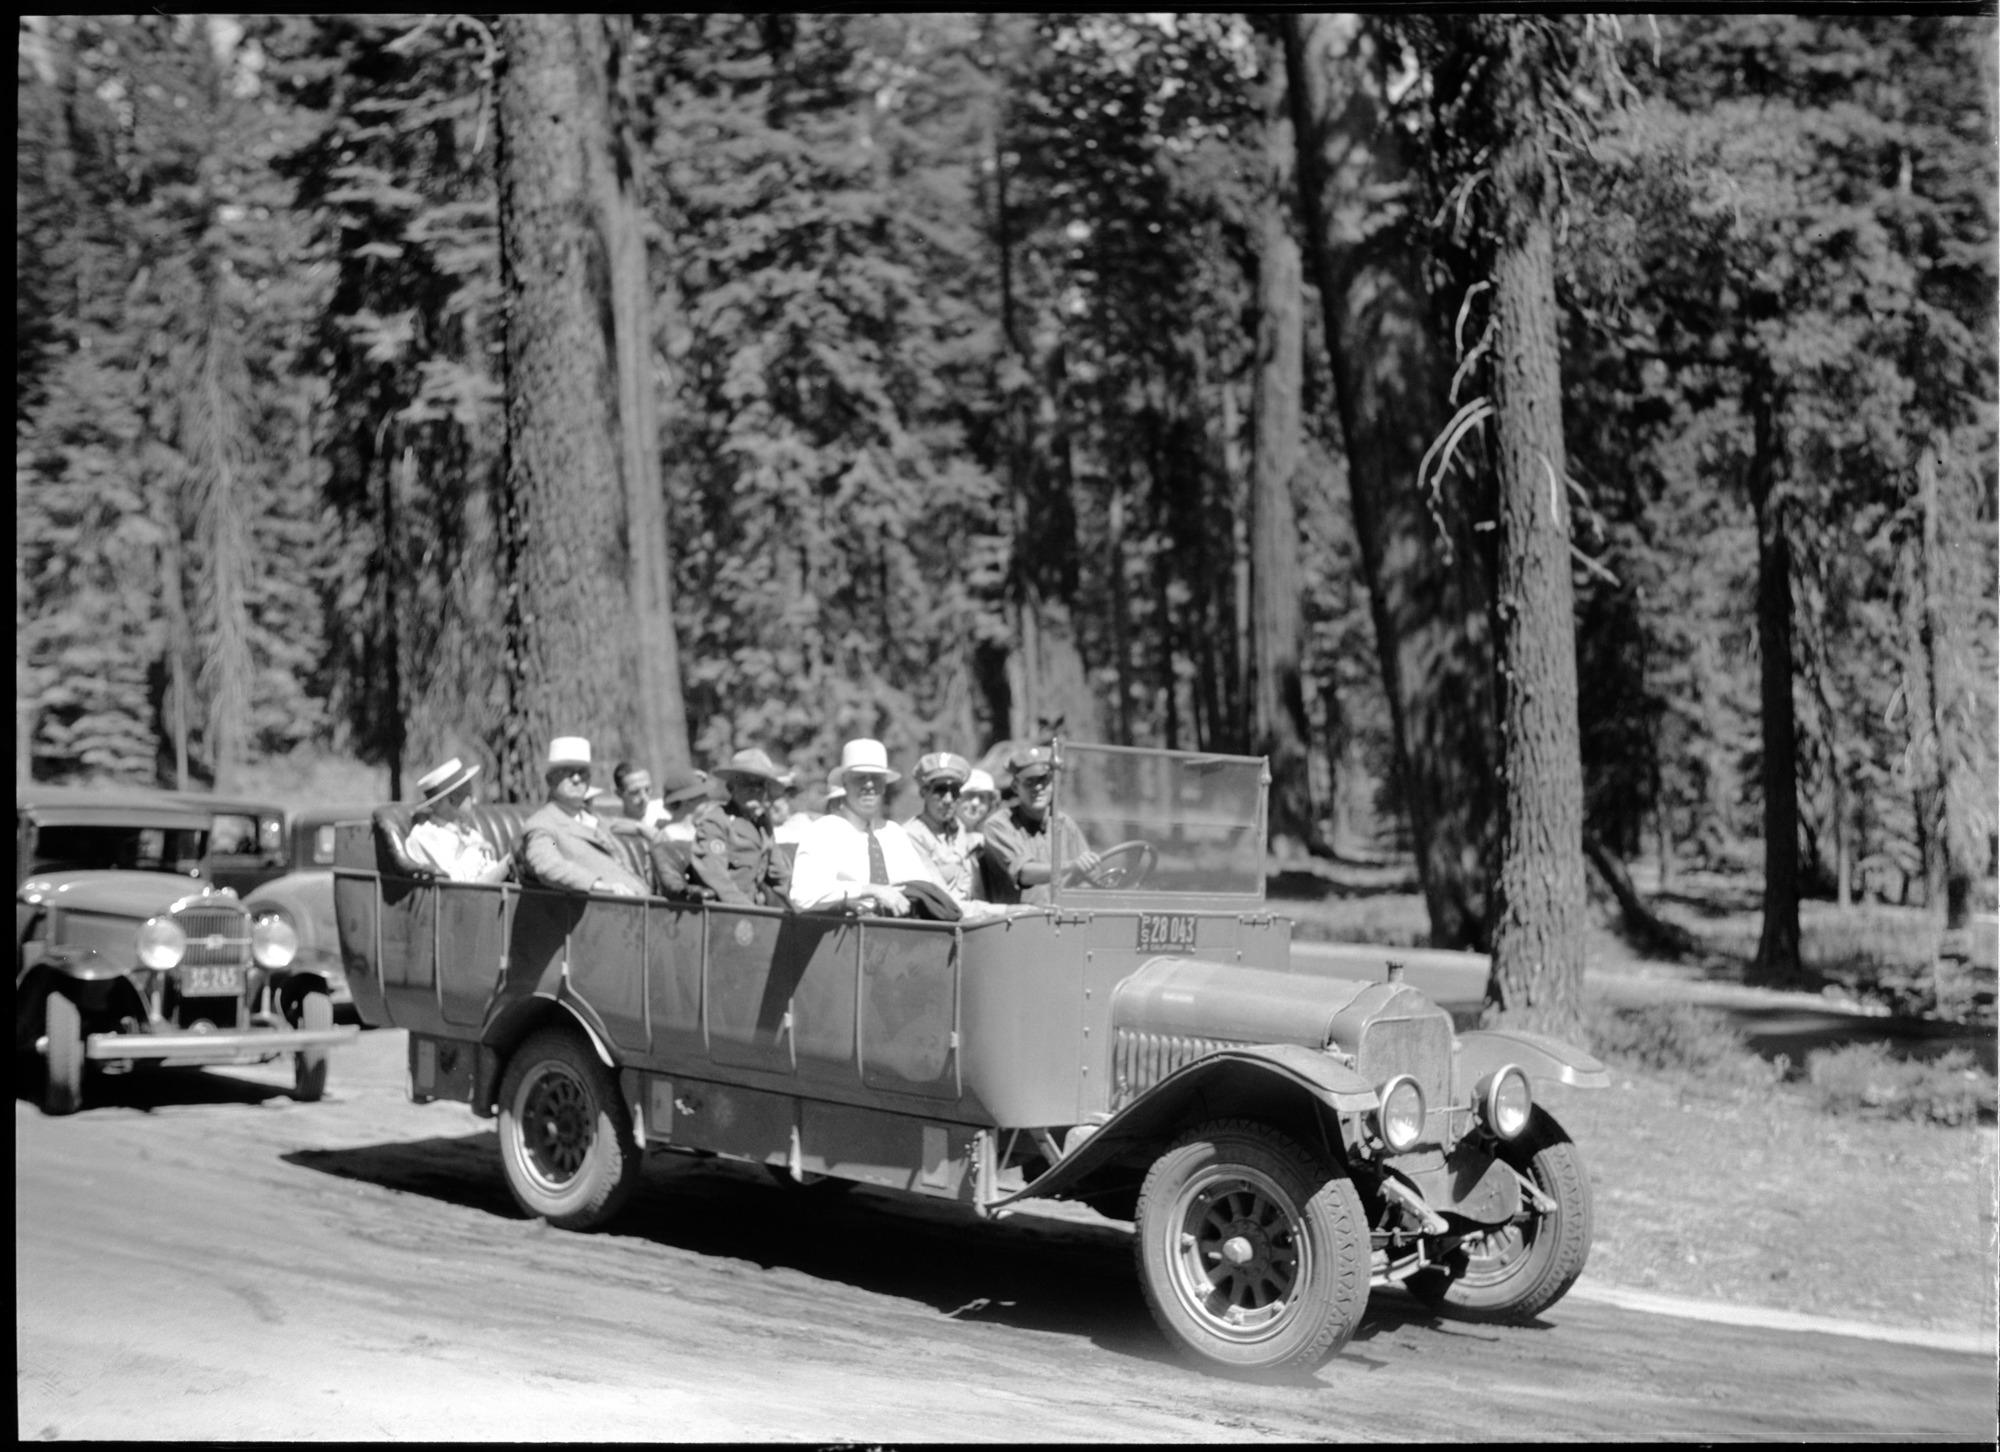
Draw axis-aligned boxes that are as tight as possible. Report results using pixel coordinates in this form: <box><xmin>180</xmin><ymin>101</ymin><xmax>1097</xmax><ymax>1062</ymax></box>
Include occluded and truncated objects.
<box><xmin>17</xmin><ymin>1030</ymin><xmax>1994</xmax><ymax>1442</ymax></box>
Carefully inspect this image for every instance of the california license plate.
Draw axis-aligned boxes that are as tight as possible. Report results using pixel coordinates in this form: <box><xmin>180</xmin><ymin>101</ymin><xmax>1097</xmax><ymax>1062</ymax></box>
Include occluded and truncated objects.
<box><xmin>1136</xmin><ymin>913</ymin><xmax>1197</xmax><ymax>954</ymax></box>
<box><xmin>182</xmin><ymin>965</ymin><xmax>242</xmax><ymax>996</ymax></box>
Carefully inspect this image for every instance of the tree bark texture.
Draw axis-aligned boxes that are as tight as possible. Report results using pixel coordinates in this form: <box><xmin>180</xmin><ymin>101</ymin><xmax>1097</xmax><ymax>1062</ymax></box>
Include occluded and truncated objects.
<box><xmin>496</xmin><ymin>14</ymin><xmax>661</xmax><ymax>799</ymax></box>
<box><xmin>1481</xmin><ymin>135</ymin><xmax>1589</xmax><ymax>1036</ymax></box>
<box><xmin>1748</xmin><ymin>382</ymin><xmax>1803</xmax><ymax>980</ymax></box>
<box><xmin>1283</xmin><ymin>13</ymin><xmax>1499</xmax><ymax>945</ymax></box>
<box><xmin>603</xmin><ymin>16</ymin><xmax>691</xmax><ymax>776</ymax></box>
<box><xmin>1249</xmin><ymin>157</ymin><xmax>1319</xmax><ymax>850</ymax></box>
<box><xmin>1915</xmin><ymin>442</ymin><xmax>1987</xmax><ymax>930</ymax></box>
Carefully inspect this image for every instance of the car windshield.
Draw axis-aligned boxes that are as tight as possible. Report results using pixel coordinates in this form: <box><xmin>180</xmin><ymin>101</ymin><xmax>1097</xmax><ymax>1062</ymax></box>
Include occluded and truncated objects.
<box><xmin>1052</xmin><ymin>743</ymin><xmax>1265</xmax><ymax>900</ymax></box>
<box><xmin>29</xmin><ymin>824</ymin><xmax>209</xmax><ymax>877</ymax></box>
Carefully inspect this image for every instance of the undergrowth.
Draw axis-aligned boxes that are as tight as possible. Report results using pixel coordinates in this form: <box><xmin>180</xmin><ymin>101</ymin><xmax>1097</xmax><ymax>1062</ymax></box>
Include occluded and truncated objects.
<box><xmin>1584</xmin><ymin>1000</ymin><xmax>1997</xmax><ymax>1124</ymax></box>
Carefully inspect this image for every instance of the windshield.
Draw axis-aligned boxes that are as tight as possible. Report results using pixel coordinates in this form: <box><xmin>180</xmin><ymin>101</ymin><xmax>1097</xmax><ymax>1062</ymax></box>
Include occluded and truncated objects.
<box><xmin>28</xmin><ymin>824</ymin><xmax>209</xmax><ymax>878</ymax></box>
<box><xmin>1051</xmin><ymin>743</ymin><xmax>1266</xmax><ymax>901</ymax></box>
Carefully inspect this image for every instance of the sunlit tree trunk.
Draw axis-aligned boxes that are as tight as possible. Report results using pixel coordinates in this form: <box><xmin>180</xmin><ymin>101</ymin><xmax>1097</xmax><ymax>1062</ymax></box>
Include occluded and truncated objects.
<box><xmin>1282</xmin><ymin>13</ymin><xmax>1498</xmax><ymax>945</ymax></box>
<box><xmin>496</xmin><ymin>14</ymin><xmax>661</xmax><ymax>796</ymax></box>
<box><xmin>1249</xmin><ymin>57</ymin><xmax>1319</xmax><ymax>851</ymax></box>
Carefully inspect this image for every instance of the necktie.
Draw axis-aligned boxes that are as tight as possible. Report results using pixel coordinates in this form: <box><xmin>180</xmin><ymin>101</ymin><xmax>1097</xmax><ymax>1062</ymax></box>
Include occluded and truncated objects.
<box><xmin>866</xmin><ymin>825</ymin><xmax>889</xmax><ymax>885</ymax></box>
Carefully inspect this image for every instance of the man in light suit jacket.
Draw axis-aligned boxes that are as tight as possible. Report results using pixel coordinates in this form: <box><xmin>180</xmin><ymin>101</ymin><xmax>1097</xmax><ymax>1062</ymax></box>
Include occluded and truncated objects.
<box><xmin>521</xmin><ymin>736</ymin><xmax>650</xmax><ymax>897</ymax></box>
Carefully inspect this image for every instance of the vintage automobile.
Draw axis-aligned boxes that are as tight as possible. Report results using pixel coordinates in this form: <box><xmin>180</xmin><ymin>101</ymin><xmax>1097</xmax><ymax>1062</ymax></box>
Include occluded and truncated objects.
<box><xmin>241</xmin><ymin>803</ymin><xmax>375</xmax><ymax>1015</ymax></box>
<box><xmin>16</xmin><ymin>785</ymin><xmax>359</xmax><ymax>1115</ymax></box>
<box><xmin>333</xmin><ymin>743</ymin><xmax>1607</xmax><ymax>1374</ymax></box>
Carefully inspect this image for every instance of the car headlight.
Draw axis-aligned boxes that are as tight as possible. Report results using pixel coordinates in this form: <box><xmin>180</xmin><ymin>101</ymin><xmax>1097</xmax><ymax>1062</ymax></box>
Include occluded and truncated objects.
<box><xmin>1375</xmin><ymin>1074</ymin><xmax>1427</xmax><ymax>1152</ymax></box>
<box><xmin>251</xmin><ymin>913</ymin><xmax>299</xmax><ymax>968</ymax></box>
<box><xmin>137</xmin><ymin>916</ymin><xmax>187</xmax><ymax>970</ymax></box>
<box><xmin>1477</xmin><ymin>1065</ymin><xmax>1533</xmax><ymax>1140</ymax></box>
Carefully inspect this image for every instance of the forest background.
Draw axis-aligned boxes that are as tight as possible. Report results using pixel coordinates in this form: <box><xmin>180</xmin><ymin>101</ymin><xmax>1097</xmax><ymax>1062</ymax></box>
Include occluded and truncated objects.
<box><xmin>15</xmin><ymin>14</ymin><xmax>1998</xmax><ymax>1011</ymax></box>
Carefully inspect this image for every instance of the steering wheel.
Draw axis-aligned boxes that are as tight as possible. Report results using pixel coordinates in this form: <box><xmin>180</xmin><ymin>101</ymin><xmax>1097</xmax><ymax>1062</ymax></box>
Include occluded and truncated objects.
<box><xmin>1058</xmin><ymin>840</ymin><xmax>1157</xmax><ymax>891</ymax></box>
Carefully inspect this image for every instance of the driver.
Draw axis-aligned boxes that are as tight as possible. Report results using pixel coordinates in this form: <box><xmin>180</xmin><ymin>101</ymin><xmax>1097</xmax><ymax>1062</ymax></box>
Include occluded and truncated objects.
<box><xmin>977</xmin><ymin>745</ymin><xmax>1099</xmax><ymax>906</ymax></box>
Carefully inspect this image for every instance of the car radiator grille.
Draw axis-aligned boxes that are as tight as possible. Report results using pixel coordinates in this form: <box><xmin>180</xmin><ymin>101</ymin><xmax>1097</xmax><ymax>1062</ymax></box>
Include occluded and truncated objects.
<box><xmin>174</xmin><ymin>906</ymin><xmax>250</xmax><ymax>968</ymax></box>
<box><xmin>1357</xmin><ymin>1013</ymin><xmax>1453</xmax><ymax>1112</ymax></box>
<box><xmin>1112</xmin><ymin>1030</ymin><xmax>1239</xmax><ymax>1111</ymax></box>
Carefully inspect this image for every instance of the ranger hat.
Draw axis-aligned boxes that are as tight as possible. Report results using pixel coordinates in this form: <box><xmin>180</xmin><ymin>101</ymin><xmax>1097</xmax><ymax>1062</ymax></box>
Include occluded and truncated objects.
<box><xmin>828</xmin><ymin>738</ymin><xmax>901</xmax><ymax>788</ymax></box>
<box><xmin>914</xmin><ymin>752</ymin><xmax>971</xmax><ymax>788</ymax></box>
<box><xmin>416</xmin><ymin>756</ymin><xmax>479</xmax><ymax>807</ymax></box>
<box><xmin>713</xmin><ymin>747</ymin><xmax>787</xmax><ymax>786</ymax></box>
<box><xmin>546</xmin><ymin>736</ymin><xmax>592</xmax><ymax>772</ymax></box>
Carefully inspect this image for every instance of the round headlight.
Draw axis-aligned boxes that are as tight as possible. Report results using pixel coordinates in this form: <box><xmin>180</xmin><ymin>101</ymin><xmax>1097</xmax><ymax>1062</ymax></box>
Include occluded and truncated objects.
<box><xmin>137</xmin><ymin>916</ymin><xmax>187</xmax><ymax>970</ymax></box>
<box><xmin>1480</xmin><ymin>1065</ymin><xmax>1533</xmax><ymax>1140</ymax></box>
<box><xmin>1376</xmin><ymin>1074</ymin><xmax>1427</xmax><ymax>1153</ymax></box>
<box><xmin>251</xmin><ymin>913</ymin><xmax>299</xmax><ymax>968</ymax></box>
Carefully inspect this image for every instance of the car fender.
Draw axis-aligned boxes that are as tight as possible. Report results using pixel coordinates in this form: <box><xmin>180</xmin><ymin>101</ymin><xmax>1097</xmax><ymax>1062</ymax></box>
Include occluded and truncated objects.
<box><xmin>992</xmin><ymin>1043</ymin><xmax>1380</xmax><ymax>1209</ymax></box>
<box><xmin>1456</xmin><ymin>1027</ymin><xmax>1611</xmax><ymax>1089</ymax></box>
<box><xmin>477</xmin><ymin>990</ymin><xmax>622</xmax><ymax>1109</ymax></box>
<box><xmin>31</xmin><ymin>944</ymin><xmax>132</xmax><ymax>983</ymax></box>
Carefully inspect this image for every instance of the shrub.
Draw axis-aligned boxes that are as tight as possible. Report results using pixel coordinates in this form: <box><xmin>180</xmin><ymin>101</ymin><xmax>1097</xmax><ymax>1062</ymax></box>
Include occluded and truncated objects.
<box><xmin>1804</xmin><ymin>1043</ymin><xmax>1997</xmax><ymax>1126</ymax></box>
<box><xmin>1584</xmin><ymin>1001</ymin><xmax>1782</xmax><ymax>1087</ymax></box>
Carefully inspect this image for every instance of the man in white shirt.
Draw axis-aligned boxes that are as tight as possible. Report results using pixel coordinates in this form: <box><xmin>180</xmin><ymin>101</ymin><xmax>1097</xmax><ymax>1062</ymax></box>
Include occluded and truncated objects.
<box><xmin>612</xmin><ymin>761</ymin><xmax>672</xmax><ymax>834</ymax></box>
<box><xmin>789</xmin><ymin>739</ymin><xmax>942</xmax><ymax>916</ymax></box>
<box><xmin>904</xmin><ymin>751</ymin><xmax>984</xmax><ymax>902</ymax></box>
<box><xmin>404</xmin><ymin>756</ymin><xmax>511</xmax><ymax>884</ymax></box>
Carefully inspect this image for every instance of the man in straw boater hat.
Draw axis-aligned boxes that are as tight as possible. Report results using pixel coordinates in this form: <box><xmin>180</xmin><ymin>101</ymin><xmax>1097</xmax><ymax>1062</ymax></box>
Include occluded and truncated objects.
<box><xmin>520</xmin><ymin>736</ymin><xmax>650</xmax><ymax>897</ymax></box>
<box><xmin>789</xmin><ymin>738</ymin><xmax>953</xmax><ymax>918</ymax></box>
<box><xmin>978</xmin><ymin>743</ymin><xmax>1099</xmax><ymax>907</ymax></box>
<box><xmin>688</xmin><ymin>747</ymin><xmax>793</xmax><ymax>906</ymax></box>
<box><xmin>903</xmin><ymin>751</ymin><xmax>986</xmax><ymax>903</ymax></box>
<box><xmin>404</xmin><ymin>756</ymin><xmax>512</xmax><ymax>883</ymax></box>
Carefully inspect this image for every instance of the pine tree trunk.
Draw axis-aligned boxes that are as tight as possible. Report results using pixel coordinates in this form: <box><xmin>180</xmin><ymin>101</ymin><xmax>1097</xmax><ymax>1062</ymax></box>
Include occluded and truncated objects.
<box><xmin>1481</xmin><ymin>133</ymin><xmax>1588</xmax><ymax>1037</ymax></box>
<box><xmin>1282</xmin><ymin>13</ymin><xmax>1499</xmax><ymax>946</ymax></box>
<box><xmin>1248</xmin><ymin>118</ymin><xmax>1318</xmax><ymax>852</ymax></box>
<box><xmin>603</xmin><ymin>17</ymin><xmax>690</xmax><ymax>776</ymax></box>
<box><xmin>496</xmin><ymin>14</ymin><xmax>655</xmax><ymax>797</ymax></box>
<box><xmin>1748</xmin><ymin>382</ymin><xmax>1803</xmax><ymax>980</ymax></box>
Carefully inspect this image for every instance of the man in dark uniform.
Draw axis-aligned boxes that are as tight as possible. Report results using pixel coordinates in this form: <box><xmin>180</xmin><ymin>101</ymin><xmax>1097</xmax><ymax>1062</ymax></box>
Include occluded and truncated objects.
<box><xmin>977</xmin><ymin>745</ymin><xmax>1100</xmax><ymax>906</ymax></box>
<box><xmin>689</xmin><ymin>748</ymin><xmax>792</xmax><ymax>906</ymax></box>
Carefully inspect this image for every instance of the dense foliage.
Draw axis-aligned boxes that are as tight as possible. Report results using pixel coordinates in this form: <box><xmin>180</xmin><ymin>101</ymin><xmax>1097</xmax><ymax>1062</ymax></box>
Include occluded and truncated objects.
<box><xmin>16</xmin><ymin>14</ymin><xmax>1995</xmax><ymax>935</ymax></box>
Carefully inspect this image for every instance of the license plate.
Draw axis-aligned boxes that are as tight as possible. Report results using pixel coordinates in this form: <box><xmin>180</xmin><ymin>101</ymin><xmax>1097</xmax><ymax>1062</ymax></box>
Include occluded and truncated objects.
<box><xmin>183</xmin><ymin>965</ymin><xmax>242</xmax><ymax>996</ymax></box>
<box><xmin>1136</xmin><ymin>913</ymin><xmax>1198</xmax><ymax>954</ymax></box>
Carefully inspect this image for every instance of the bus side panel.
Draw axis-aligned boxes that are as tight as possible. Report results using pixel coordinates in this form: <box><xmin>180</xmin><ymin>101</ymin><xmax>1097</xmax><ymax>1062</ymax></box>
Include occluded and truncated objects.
<box><xmin>378</xmin><ymin>880</ymin><xmax>444</xmax><ymax>1035</ymax></box>
<box><xmin>783</xmin><ymin>914</ymin><xmax>860</xmax><ymax>1089</ymax></box>
<box><xmin>437</xmin><ymin>884</ymin><xmax>509</xmax><ymax>1029</ymax></box>
<box><xmin>503</xmin><ymin>888</ymin><xmax>578</xmax><ymax>1001</ymax></box>
<box><xmin>331</xmin><ymin>869</ymin><xmax>389</xmax><ymax>1027</ymax></box>
<box><xmin>859</xmin><ymin>924</ymin><xmax>959</xmax><ymax>1101</ymax></box>
<box><xmin>567</xmin><ymin>897</ymin><xmax>650</xmax><ymax>1052</ymax></box>
<box><xmin>957</xmin><ymin>915</ymin><xmax>1083</xmax><ymax>1128</ymax></box>
<box><xmin>646</xmin><ymin>901</ymin><xmax>702</xmax><ymax>1060</ymax></box>
<box><xmin>706</xmin><ymin>909</ymin><xmax>794</xmax><ymax>1073</ymax></box>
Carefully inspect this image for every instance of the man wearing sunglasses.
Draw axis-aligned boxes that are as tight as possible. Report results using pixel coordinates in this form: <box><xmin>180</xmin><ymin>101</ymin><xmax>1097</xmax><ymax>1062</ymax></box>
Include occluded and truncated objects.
<box><xmin>978</xmin><ymin>744</ymin><xmax>1100</xmax><ymax>906</ymax></box>
<box><xmin>904</xmin><ymin>751</ymin><xmax>985</xmax><ymax>902</ymax></box>
<box><xmin>520</xmin><ymin>736</ymin><xmax>649</xmax><ymax>897</ymax></box>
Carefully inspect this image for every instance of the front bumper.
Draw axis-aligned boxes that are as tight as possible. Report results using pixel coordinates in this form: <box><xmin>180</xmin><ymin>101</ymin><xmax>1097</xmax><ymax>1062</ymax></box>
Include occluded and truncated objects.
<box><xmin>81</xmin><ymin>1023</ymin><xmax>359</xmax><ymax>1065</ymax></box>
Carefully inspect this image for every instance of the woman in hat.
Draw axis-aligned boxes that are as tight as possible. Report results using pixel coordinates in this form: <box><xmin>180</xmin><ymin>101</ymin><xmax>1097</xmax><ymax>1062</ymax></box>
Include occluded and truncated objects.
<box><xmin>405</xmin><ymin>757</ymin><xmax>512</xmax><ymax>884</ymax></box>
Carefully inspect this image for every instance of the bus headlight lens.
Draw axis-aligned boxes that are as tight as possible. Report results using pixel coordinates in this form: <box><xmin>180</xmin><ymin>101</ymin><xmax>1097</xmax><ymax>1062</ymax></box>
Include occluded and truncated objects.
<box><xmin>137</xmin><ymin>916</ymin><xmax>187</xmax><ymax>970</ymax></box>
<box><xmin>1479</xmin><ymin>1065</ymin><xmax>1532</xmax><ymax>1140</ymax></box>
<box><xmin>1376</xmin><ymin>1075</ymin><xmax>1426</xmax><ymax>1152</ymax></box>
<box><xmin>251</xmin><ymin>913</ymin><xmax>299</xmax><ymax>968</ymax></box>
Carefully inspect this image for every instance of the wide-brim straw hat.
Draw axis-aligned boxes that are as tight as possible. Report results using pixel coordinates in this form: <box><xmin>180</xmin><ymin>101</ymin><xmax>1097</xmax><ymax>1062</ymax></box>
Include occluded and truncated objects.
<box><xmin>416</xmin><ymin>757</ymin><xmax>479</xmax><ymax>807</ymax></box>
<box><xmin>714</xmin><ymin>747</ymin><xmax>787</xmax><ymax>786</ymax></box>
<box><xmin>828</xmin><ymin>738</ymin><xmax>901</xmax><ymax>788</ymax></box>
<box><xmin>546</xmin><ymin>736</ymin><xmax>593</xmax><ymax>772</ymax></box>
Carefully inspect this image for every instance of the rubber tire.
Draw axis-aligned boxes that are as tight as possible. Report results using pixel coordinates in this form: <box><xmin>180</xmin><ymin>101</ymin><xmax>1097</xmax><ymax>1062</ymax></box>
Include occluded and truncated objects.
<box><xmin>292</xmin><ymin>991</ymin><xmax>333</xmax><ymax>1102</ymax></box>
<box><xmin>43</xmin><ymin>993</ymin><xmax>85</xmax><ymax>1117</ymax></box>
<box><xmin>1135</xmin><ymin>1118</ymin><xmax>1369</xmax><ymax>1375</ymax></box>
<box><xmin>497</xmin><ymin>1028</ymin><xmax>641</xmax><ymax>1230</ymax></box>
<box><xmin>1406</xmin><ymin>1107</ymin><xmax>1592</xmax><ymax>1322</ymax></box>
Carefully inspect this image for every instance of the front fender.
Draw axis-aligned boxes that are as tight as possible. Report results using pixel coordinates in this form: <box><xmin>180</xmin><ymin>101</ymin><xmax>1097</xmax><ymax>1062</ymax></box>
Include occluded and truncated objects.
<box><xmin>994</xmin><ymin>1043</ymin><xmax>1378</xmax><ymax>1209</ymax></box>
<box><xmin>34</xmin><ymin>945</ymin><xmax>133</xmax><ymax>983</ymax></box>
<box><xmin>1457</xmin><ymin>1027</ymin><xmax>1610</xmax><ymax>1089</ymax></box>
